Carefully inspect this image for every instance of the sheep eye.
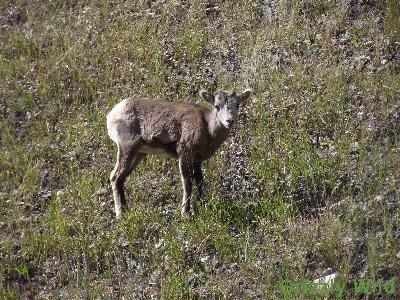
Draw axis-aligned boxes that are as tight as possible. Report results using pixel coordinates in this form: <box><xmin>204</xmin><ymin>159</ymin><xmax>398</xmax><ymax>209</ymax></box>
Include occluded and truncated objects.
<box><xmin>215</xmin><ymin>105</ymin><xmax>220</xmax><ymax>111</ymax></box>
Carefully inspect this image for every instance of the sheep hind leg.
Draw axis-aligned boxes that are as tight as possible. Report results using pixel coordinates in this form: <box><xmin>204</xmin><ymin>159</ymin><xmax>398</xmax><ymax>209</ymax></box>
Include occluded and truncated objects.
<box><xmin>110</xmin><ymin>141</ymin><xmax>144</xmax><ymax>219</ymax></box>
<box><xmin>192</xmin><ymin>162</ymin><xmax>203</xmax><ymax>214</ymax></box>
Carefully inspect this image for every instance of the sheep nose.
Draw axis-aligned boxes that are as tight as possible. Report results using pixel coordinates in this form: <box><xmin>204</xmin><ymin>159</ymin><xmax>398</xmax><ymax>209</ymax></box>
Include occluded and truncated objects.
<box><xmin>227</xmin><ymin>119</ymin><xmax>234</xmax><ymax>126</ymax></box>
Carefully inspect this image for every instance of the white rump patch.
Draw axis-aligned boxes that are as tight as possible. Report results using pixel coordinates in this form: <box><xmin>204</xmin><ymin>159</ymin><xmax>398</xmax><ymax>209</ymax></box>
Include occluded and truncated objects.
<box><xmin>107</xmin><ymin>99</ymin><xmax>129</xmax><ymax>144</ymax></box>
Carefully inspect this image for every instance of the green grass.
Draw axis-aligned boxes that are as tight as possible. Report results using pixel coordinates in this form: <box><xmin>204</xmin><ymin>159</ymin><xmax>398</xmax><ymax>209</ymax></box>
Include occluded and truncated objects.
<box><xmin>1</xmin><ymin>0</ymin><xmax>399</xmax><ymax>298</ymax></box>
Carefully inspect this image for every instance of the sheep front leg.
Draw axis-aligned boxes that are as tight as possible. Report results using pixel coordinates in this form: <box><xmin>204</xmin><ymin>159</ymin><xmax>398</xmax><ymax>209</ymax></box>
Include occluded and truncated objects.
<box><xmin>193</xmin><ymin>162</ymin><xmax>203</xmax><ymax>213</ymax></box>
<box><xmin>178</xmin><ymin>158</ymin><xmax>193</xmax><ymax>215</ymax></box>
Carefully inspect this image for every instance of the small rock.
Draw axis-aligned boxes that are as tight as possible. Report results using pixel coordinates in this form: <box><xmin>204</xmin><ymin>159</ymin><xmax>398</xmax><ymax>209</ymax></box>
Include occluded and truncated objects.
<box><xmin>56</xmin><ymin>190</ymin><xmax>65</xmax><ymax>196</ymax></box>
<box><xmin>37</xmin><ymin>190</ymin><xmax>52</xmax><ymax>200</ymax></box>
<box><xmin>119</xmin><ymin>234</ymin><xmax>128</xmax><ymax>247</ymax></box>
<box><xmin>155</xmin><ymin>238</ymin><xmax>165</xmax><ymax>249</ymax></box>
<box><xmin>149</xmin><ymin>269</ymin><xmax>160</xmax><ymax>285</ymax></box>
<box><xmin>396</xmin><ymin>251</ymin><xmax>400</xmax><ymax>259</ymax></box>
<box><xmin>200</xmin><ymin>256</ymin><xmax>209</xmax><ymax>263</ymax></box>
<box><xmin>313</xmin><ymin>272</ymin><xmax>337</xmax><ymax>287</ymax></box>
<box><xmin>96</xmin><ymin>188</ymin><xmax>107</xmax><ymax>195</ymax></box>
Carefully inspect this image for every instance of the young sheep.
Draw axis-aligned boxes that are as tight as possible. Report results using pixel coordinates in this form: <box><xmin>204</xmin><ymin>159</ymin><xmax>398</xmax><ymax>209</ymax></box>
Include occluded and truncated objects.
<box><xmin>107</xmin><ymin>89</ymin><xmax>252</xmax><ymax>218</ymax></box>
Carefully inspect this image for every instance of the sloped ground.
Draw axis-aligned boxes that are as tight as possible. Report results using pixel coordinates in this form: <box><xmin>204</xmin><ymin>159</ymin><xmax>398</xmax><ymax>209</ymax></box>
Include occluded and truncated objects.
<box><xmin>0</xmin><ymin>0</ymin><xmax>399</xmax><ymax>299</ymax></box>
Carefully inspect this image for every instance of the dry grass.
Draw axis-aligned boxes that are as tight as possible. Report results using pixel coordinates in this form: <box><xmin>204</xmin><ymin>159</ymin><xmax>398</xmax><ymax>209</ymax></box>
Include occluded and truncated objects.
<box><xmin>1</xmin><ymin>0</ymin><xmax>399</xmax><ymax>299</ymax></box>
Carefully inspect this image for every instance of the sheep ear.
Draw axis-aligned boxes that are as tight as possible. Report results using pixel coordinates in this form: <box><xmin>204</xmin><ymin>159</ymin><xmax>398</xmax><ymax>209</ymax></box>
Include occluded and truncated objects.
<box><xmin>199</xmin><ymin>90</ymin><xmax>215</xmax><ymax>105</ymax></box>
<box><xmin>238</xmin><ymin>89</ymin><xmax>253</xmax><ymax>103</ymax></box>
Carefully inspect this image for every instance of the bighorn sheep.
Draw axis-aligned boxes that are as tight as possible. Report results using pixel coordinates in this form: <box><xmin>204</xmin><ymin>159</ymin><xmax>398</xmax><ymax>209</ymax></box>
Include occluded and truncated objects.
<box><xmin>107</xmin><ymin>89</ymin><xmax>252</xmax><ymax>218</ymax></box>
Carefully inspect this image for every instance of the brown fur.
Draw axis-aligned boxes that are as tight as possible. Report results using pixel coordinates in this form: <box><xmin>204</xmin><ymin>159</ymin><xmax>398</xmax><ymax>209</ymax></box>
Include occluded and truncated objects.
<box><xmin>107</xmin><ymin>89</ymin><xmax>252</xmax><ymax>218</ymax></box>
<box><xmin>120</xmin><ymin>98</ymin><xmax>229</xmax><ymax>160</ymax></box>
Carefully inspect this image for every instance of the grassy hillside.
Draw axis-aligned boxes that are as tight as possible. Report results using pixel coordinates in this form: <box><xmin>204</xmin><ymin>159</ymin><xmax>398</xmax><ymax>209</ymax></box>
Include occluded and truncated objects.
<box><xmin>1</xmin><ymin>0</ymin><xmax>399</xmax><ymax>299</ymax></box>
